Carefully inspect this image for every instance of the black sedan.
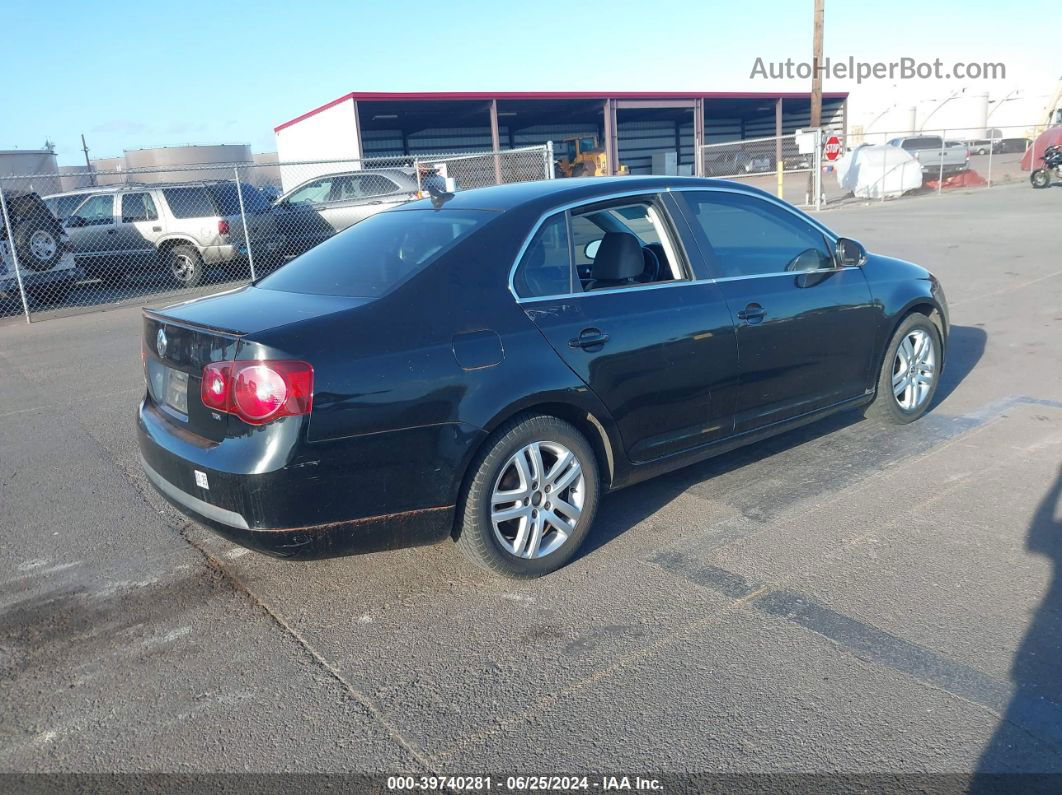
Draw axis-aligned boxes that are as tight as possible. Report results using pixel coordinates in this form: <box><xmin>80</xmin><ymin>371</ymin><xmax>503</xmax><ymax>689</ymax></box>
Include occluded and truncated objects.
<box><xmin>137</xmin><ymin>176</ymin><xmax>948</xmax><ymax>578</ymax></box>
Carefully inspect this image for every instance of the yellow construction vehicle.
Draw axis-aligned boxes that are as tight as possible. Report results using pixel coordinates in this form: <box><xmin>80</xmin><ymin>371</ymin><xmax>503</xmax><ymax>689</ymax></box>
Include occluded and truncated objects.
<box><xmin>554</xmin><ymin>136</ymin><xmax>628</xmax><ymax>177</ymax></box>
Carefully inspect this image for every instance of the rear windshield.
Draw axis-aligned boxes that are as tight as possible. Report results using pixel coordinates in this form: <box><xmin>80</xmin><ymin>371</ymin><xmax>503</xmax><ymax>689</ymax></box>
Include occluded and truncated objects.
<box><xmin>205</xmin><ymin>182</ymin><xmax>270</xmax><ymax>215</ymax></box>
<box><xmin>256</xmin><ymin>208</ymin><xmax>495</xmax><ymax>298</ymax></box>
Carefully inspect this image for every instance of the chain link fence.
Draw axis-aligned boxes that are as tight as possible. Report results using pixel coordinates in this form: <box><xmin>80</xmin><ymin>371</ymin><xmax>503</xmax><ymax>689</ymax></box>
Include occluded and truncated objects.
<box><xmin>697</xmin><ymin>122</ymin><xmax>1053</xmax><ymax>211</ymax></box>
<box><xmin>0</xmin><ymin>144</ymin><xmax>553</xmax><ymax>323</ymax></box>
<box><xmin>699</xmin><ymin>132</ymin><xmax>823</xmax><ymax>208</ymax></box>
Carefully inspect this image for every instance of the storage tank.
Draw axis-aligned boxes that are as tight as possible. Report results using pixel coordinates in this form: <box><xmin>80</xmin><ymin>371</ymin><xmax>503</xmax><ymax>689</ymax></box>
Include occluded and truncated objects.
<box><xmin>59</xmin><ymin>164</ymin><xmax>97</xmax><ymax>192</ymax></box>
<box><xmin>854</xmin><ymin>106</ymin><xmax>916</xmax><ymax>145</ymax></box>
<box><xmin>123</xmin><ymin>144</ymin><xmax>252</xmax><ymax>183</ymax></box>
<box><xmin>0</xmin><ymin>149</ymin><xmax>61</xmax><ymax>195</ymax></box>
<box><xmin>917</xmin><ymin>92</ymin><xmax>989</xmax><ymax>137</ymax></box>
<box><xmin>90</xmin><ymin>156</ymin><xmax>126</xmax><ymax>186</ymax></box>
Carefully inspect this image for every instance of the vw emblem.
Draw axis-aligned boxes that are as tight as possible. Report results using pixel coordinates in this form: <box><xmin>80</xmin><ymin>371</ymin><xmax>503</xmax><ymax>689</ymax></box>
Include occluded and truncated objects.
<box><xmin>156</xmin><ymin>328</ymin><xmax>168</xmax><ymax>358</ymax></box>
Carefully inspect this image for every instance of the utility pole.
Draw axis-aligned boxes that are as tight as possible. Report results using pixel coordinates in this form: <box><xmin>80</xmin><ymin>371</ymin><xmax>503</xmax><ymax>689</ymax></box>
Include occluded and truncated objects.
<box><xmin>807</xmin><ymin>0</ymin><xmax>825</xmax><ymax>205</ymax></box>
<box><xmin>81</xmin><ymin>133</ymin><xmax>96</xmax><ymax>186</ymax></box>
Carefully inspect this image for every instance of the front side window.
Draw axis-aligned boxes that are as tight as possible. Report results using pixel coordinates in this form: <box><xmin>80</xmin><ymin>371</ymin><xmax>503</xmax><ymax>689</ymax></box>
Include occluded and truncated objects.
<box><xmin>513</xmin><ymin>213</ymin><xmax>571</xmax><ymax>299</ymax></box>
<box><xmin>257</xmin><ymin>208</ymin><xmax>494</xmax><ymax>298</ymax></box>
<box><xmin>286</xmin><ymin>178</ymin><xmax>334</xmax><ymax>205</ymax></box>
<box><xmin>73</xmin><ymin>194</ymin><xmax>114</xmax><ymax>225</ymax></box>
<box><xmin>684</xmin><ymin>192</ymin><xmax>833</xmax><ymax>277</ymax></box>
<box><xmin>121</xmin><ymin>192</ymin><xmax>158</xmax><ymax>222</ymax></box>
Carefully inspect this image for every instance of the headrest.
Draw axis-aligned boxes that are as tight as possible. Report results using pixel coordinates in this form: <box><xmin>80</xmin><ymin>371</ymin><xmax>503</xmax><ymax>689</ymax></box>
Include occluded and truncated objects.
<box><xmin>591</xmin><ymin>232</ymin><xmax>643</xmax><ymax>281</ymax></box>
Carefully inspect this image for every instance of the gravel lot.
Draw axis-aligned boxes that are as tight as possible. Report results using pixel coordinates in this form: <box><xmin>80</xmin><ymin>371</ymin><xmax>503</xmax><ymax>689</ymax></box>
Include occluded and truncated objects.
<box><xmin>2</xmin><ymin>183</ymin><xmax>1061</xmax><ymax>781</ymax></box>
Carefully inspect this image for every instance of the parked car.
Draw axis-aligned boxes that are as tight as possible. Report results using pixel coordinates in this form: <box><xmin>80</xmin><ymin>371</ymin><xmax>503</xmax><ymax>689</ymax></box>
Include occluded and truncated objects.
<box><xmin>0</xmin><ymin>191</ymin><xmax>83</xmax><ymax>311</ymax></box>
<box><xmin>137</xmin><ymin>176</ymin><xmax>948</xmax><ymax>579</ymax></box>
<box><xmin>992</xmin><ymin>137</ymin><xmax>1031</xmax><ymax>154</ymax></box>
<box><xmin>44</xmin><ymin>181</ymin><xmax>283</xmax><ymax>288</ymax></box>
<box><xmin>271</xmin><ymin>168</ymin><xmax>421</xmax><ymax>256</ymax></box>
<box><xmin>704</xmin><ymin>149</ymin><xmax>773</xmax><ymax>176</ymax></box>
<box><xmin>886</xmin><ymin>136</ymin><xmax>969</xmax><ymax>176</ymax></box>
<box><xmin>964</xmin><ymin>138</ymin><xmax>993</xmax><ymax>155</ymax></box>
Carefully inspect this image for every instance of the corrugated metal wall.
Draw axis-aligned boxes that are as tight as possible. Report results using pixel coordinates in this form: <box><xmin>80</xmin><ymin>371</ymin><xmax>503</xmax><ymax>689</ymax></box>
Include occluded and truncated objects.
<box><xmin>355</xmin><ymin>98</ymin><xmax>845</xmax><ymax>172</ymax></box>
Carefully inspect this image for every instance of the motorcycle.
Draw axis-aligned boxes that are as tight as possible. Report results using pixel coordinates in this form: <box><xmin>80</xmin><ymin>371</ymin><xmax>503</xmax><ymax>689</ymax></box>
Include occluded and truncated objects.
<box><xmin>1030</xmin><ymin>144</ymin><xmax>1062</xmax><ymax>189</ymax></box>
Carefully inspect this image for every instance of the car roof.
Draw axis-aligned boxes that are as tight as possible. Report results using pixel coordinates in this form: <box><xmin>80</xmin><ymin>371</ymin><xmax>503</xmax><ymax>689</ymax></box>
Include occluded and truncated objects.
<box><xmin>43</xmin><ymin>180</ymin><xmax>252</xmax><ymax>199</ymax></box>
<box><xmin>396</xmin><ymin>175</ymin><xmax>772</xmax><ymax>213</ymax></box>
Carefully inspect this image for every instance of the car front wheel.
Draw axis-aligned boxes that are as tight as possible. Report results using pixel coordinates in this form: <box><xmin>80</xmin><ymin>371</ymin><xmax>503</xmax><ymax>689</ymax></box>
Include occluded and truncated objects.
<box><xmin>866</xmin><ymin>313</ymin><xmax>941</xmax><ymax>424</ymax></box>
<box><xmin>455</xmin><ymin>414</ymin><xmax>599</xmax><ymax>578</ymax></box>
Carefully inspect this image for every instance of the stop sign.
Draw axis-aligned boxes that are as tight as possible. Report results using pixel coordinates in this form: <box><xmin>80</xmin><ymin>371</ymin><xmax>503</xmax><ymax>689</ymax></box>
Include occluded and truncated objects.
<box><xmin>824</xmin><ymin>135</ymin><xmax>843</xmax><ymax>161</ymax></box>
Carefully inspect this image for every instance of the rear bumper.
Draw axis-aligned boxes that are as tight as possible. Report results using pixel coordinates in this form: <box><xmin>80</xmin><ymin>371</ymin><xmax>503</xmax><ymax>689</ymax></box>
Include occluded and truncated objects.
<box><xmin>202</xmin><ymin>235</ymin><xmax>284</xmax><ymax>265</ymax></box>
<box><xmin>136</xmin><ymin>398</ymin><xmax>470</xmax><ymax>559</ymax></box>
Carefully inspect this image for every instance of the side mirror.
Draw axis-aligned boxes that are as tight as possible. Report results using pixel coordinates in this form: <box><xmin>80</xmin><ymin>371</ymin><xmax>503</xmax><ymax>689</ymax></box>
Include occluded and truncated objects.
<box><xmin>584</xmin><ymin>239</ymin><xmax>601</xmax><ymax>259</ymax></box>
<box><xmin>835</xmin><ymin>237</ymin><xmax>867</xmax><ymax>267</ymax></box>
<box><xmin>65</xmin><ymin>215</ymin><xmax>86</xmax><ymax>228</ymax></box>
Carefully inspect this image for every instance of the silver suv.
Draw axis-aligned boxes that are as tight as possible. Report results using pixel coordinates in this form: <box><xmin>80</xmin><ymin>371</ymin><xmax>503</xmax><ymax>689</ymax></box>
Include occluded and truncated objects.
<box><xmin>44</xmin><ymin>181</ymin><xmax>283</xmax><ymax>287</ymax></box>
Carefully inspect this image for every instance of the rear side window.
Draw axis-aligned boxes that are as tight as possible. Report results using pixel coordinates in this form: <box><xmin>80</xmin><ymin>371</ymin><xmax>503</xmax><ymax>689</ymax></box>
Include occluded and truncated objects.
<box><xmin>684</xmin><ymin>191</ymin><xmax>833</xmax><ymax>277</ymax></box>
<box><xmin>162</xmin><ymin>187</ymin><xmax>215</xmax><ymax>219</ymax></box>
<box><xmin>513</xmin><ymin>214</ymin><xmax>572</xmax><ymax>298</ymax></box>
<box><xmin>257</xmin><ymin>208</ymin><xmax>494</xmax><ymax>298</ymax></box>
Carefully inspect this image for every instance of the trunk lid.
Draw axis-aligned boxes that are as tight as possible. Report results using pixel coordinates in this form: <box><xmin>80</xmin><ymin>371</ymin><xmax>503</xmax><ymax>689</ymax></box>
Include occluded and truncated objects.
<box><xmin>143</xmin><ymin>286</ymin><xmax>371</xmax><ymax>441</ymax></box>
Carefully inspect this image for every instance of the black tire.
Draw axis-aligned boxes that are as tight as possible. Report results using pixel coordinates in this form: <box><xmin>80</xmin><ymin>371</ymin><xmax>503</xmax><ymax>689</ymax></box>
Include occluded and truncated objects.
<box><xmin>165</xmin><ymin>244</ymin><xmax>205</xmax><ymax>287</ymax></box>
<box><xmin>865</xmin><ymin>313</ymin><xmax>942</xmax><ymax>425</ymax></box>
<box><xmin>13</xmin><ymin>219</ymin><xmax>62</xmax><ymax>272</ymax></box>
<box><xmin>1031</xmin><ymin>169</ymin><xmax>1051</xmax><ymax>189</ymax></box>
<box><xmin>454</xmin><ymin>413</ymin><xmax>600</xmax><ymax>578</ymax></box>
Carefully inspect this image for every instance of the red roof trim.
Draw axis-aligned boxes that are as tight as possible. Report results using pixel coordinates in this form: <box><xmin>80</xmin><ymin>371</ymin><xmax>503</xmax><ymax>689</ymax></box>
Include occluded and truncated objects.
<box><xmin>275</xmin><ymin>90</ymin><xmax>849</xmax><ymax>133</ymax></box>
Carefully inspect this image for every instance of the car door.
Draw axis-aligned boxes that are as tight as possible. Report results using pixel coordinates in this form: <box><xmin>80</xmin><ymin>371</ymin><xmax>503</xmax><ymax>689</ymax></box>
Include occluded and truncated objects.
<box><xmin>65</xmin><ymin>193</ymin><xmax>118</xmax><ymax>266</ymax></box>
<box><xmin>674</xmin><ymin>189</ymin><xmax>878</xmax><ymax>433</ymax></box>
<box><xmin>512</xmin><ymin>194</ymin><xmax>739</xmax><ymax>463</ymax></box>
<box><xmin>115</xmin><ymin>191</ymin><xmax>161</xmax><ymax>266</ymax></box>
<box><xmin>324</xmin><ymin>173</ymin><xmax>406</xmax><ymax>230</ymax></box>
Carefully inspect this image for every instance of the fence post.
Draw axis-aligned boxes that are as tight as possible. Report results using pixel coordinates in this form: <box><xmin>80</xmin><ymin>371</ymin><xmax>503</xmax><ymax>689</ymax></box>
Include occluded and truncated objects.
<box><xmin>981</xmin><ymin>134</ymin><xmax>989</xmax><ymax>188</ymax></box>
<box><xmin>776</xmin><ymin>137</ymin><xmax>784</xmax><ymax>199</ymax></box>
<box><xmin>414</xmin><ymin>157</ymin><xmax>422</xmax><ymax>194</ymax></box>
<box><xmin>814</xmin><ymin>129</ymin><xmax>823</xmax><ymax>211</ymax></box>
<box><xmin>233</xmin><ymin>167</ymin><xmax>256</xmax><ymax>282</ymax></box>
<box><xmin>937</xmin><ymin>131</ymin><xmax>946</xmax><ymax>195</ymax></box>
<box><xmin>0</xmin><ymin>183</ymin><xmax>32</xmax><ymax>324</ymax></box>
<box><xmin>881</xmin><ymin>137</ymin><xmax>887</xmax><ymax>203</ymax></box>
<box><xmin>545</xmin><ymin>141</ymin><xmax>555</xmax><ymax>180</ymax></box>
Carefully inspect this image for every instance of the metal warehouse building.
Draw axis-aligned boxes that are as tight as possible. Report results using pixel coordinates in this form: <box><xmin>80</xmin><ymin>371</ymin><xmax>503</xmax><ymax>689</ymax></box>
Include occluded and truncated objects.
<box><xmin>274</xmin><ymin>91</ymin><xmax>849</xmax><ymax>177</ymax></box>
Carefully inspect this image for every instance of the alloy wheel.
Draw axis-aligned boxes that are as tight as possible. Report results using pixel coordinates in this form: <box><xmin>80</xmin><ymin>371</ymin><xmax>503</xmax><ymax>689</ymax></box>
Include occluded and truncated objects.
<box><xmin>171</xmin><ymin>253</ymin><xmax>195</xmax><ymax>282</ymax></box>
<box><xmin>29</xmin><ymin>230</ymin><xmax>57</xmax><ymax>262</ymax></box>
<box><xmin>490</xmin><ymin>441</ymin><xmax>584</xmax><ymax>559</ymax></box>
<box><xmin>892</xmin><ymin>328</ymin><xmax>935</xmax><ymax>411</ymax></box>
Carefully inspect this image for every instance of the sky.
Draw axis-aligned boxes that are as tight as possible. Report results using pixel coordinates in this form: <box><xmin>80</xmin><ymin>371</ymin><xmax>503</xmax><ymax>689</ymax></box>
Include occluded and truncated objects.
<box><xmin>5</xmin><ymin>0</ymin><xmax>1059</xmax><ymax>165</ymax></box>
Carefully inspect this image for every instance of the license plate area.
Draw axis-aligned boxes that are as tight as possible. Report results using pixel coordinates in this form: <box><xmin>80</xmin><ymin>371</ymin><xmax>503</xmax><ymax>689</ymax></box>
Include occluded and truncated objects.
<box><xmin>147</xmin><ymin>359</ymin><xmax>189</xmax><ymax>417</ymax></box>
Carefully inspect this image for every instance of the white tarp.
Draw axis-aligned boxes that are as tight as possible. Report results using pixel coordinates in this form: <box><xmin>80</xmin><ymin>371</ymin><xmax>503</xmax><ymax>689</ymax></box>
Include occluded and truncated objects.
<box><xmin>835</xmin><ymin>144</ymin><xmax>923</xmax><ymax>199</ymax></box>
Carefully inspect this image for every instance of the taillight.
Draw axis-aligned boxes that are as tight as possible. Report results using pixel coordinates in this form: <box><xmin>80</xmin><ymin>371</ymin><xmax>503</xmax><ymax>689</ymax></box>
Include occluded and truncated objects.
<box><xmin>218</xmin><ymin>219</ymin><xmax>231</xmax><ymax>236</ymax></box>
<box><xmin>200</xmin><ymin>360</ymin><xmax>312</xmax><ymax>425</ymax></box>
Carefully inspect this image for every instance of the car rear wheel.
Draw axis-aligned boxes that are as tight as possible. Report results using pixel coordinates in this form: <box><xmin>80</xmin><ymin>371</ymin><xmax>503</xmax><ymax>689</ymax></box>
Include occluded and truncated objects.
<box><xmin>166</xmin><ymin>244</ymin><xmax>204</xmax><ymax>287</ymax></box>
<box><xmin>454</xmin><ymin>414</ymin><xmax>599</xmax><ymax>578</ymax></box>
<box><xmin>865</xmin><ymin>313</ymin><xmax>941</xmax><ymax>424</ymax></box>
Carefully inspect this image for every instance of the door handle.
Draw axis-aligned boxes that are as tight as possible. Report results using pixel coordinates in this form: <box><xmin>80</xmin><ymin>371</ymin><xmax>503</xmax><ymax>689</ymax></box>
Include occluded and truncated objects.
<box><xmin>106</xmin><ymin>228</ymin><xmax>116</xmax><ymax>234</ymax></box>
<box><xmin>569</xmin><ymin>328</ymin><xmax>610</xmax><ymax>349</ymax></box>
<box><xmin>152</xmin><ymin>225</ymin><xmax>162</xmax><ymax>232</ymax></box>
<box><xmin>737</xmin><ymin>303</ymin><xmax>766</xmax><ymax>323</ymax></box>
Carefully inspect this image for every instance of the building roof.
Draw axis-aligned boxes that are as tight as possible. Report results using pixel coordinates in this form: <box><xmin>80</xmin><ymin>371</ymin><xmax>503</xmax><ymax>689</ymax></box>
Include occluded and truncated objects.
<box><xmin>275</xmin><ymin>90</ymin><xmax>850</xmax><ymax>132</ymax></box>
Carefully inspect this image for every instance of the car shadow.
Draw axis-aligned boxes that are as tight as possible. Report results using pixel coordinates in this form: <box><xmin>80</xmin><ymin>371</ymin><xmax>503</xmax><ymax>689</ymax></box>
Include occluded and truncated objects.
<box><xmin>971</xmin><ymin>466</ymin><xmax>1062</xmax><ymax>782</ymax></box>
<box><xmin>934</xmin><ymin>323</ymin><xmax>987</xmax><ymax>405</ymax></box>
<box><xmin>577</xmin><ymin>324</ymin><xmax>986</xmax><ymax>561</ymax></box>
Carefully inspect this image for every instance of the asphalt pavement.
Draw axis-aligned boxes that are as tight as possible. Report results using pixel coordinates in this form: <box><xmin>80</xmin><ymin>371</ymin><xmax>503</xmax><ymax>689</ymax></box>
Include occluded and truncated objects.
<box><xmin>2</xmin><ymin>182</ymin><xmax>1061</xmax><ymax>782</ymax></box>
